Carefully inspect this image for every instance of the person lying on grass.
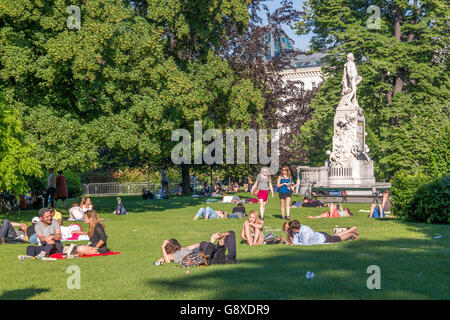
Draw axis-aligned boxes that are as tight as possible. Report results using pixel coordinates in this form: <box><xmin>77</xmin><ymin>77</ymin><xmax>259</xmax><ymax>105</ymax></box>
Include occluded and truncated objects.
<box><xmin>307</xmin><ymin>203</ymin><xmax>353</xmax><ymax>219</ymax></box>
<box><xmin>193</xmin><ymin>206</ymin><xmax>246</xmax><ymax>220</ymax></box>
<box><xmin>193</xmin><ymin>207</ymin><xmax>227</xmax><ymax>220</ymax></box>
<box><xmin>75</xmin><ymin>210</ymin><xmax>110</xmax><ymax>256</ymax></box>
<box><xmin>199</xmin><ymin>231</ymin><xmax>239</xmax><ymax>265</ymax></box>
<box><xmin>279</xmin><ymin>221</ymin><xmax>294</xmax><ymax>245</ymax></box>
<box><xmin>286</xmin><ymin>220</ymin><xmax>358</xmax><ymax>245</ymax></box>
<box><xmin>157</xmin><ymin>239</ymin><xmax>200</xmax><ymax>264</ymax></box>
<box><xmin>241</xmin><ymin>210</ymin><xmax>264</xmax><ymax>246</ymax></box>
<box><xmin>0</xmin><ymin>219</ymin><xmax>28</xmax><ymax>244</ymax></box>
<box><xmin>291</xmin><ymin>198</ymin><xmax>326</xmax><ymax>208</ymax></box>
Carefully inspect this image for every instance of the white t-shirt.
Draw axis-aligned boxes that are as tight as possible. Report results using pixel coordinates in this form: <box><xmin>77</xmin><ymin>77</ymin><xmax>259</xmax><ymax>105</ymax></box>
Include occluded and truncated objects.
<box><xmin>48</xmin><ymin>173</ymin><xmax>56</xmax><ymax>188</ymax></box>
<box><xmin>69</xmin><ymin>206</ymin><xmax>84</xmax><ymax>219</ymax></box>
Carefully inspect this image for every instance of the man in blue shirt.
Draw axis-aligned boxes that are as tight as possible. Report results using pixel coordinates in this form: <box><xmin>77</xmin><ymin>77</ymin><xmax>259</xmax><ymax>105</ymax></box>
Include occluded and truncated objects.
<box><xmin>289</xmin><ymin>220</ymin><xmax>359</xmax><ymax>245</ymax></box>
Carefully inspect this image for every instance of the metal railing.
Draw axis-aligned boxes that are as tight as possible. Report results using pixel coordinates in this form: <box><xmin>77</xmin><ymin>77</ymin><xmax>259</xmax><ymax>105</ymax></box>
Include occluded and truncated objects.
<box><xmin>82</xmin><ymin>182</ymin><xmax>181</xmax><ymax>197</ymax></box>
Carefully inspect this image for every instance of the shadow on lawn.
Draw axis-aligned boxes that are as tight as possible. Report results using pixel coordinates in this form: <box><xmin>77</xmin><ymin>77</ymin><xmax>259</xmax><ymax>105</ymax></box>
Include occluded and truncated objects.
<box><xmin>0</xmin><ymin>288</ymin><xmax>50</xmax><ymax>300</ymax></box>
<box><xmin>2</xmin><ymin>196</ymin><xmax>210</xmax><ymax>221</ymax></box>
<box><xmin>146</xmin><ymin>234</ymin><xmax>449</xmax><ymax>299</ymax></box>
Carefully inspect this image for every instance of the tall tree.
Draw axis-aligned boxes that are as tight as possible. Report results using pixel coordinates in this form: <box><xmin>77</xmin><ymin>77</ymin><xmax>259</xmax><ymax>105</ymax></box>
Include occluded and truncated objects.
<box><xmin>295</xmin><ymin>0</ymin><xmax>449</xmax><ymax>179</ymax></box>
<box><xmin>220</xmin><ymin>0</ymin><xmax>316</xmax><ymax>168</ymax></box>
<box><xmin>0</xmin><ymin>0</ymin><xmax>264</xmax><ymax>193</ymax></box>
<box><xmin>0</xmin><ymin>89</ymin><xmax>41</xmax><ymax>194</ymax></box>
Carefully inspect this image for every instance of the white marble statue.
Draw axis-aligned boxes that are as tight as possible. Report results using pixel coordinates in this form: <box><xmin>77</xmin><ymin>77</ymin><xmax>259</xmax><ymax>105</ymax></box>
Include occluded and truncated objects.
<box><xmin>338</xmin><ymin>53</ymin><xmax>362</xmax><ymax>109</ymax></box>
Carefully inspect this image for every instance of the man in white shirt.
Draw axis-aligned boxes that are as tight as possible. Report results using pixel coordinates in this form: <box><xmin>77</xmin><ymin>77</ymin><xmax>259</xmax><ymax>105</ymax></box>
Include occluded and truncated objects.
<box><xmin>289</xmin><ymin>220</ymin><xmax>358</xmax><ymax>245</ymax></box>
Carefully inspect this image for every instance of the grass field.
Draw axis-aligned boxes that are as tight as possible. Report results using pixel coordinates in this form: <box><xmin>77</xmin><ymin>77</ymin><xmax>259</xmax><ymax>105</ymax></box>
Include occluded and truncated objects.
<box><xmin>0</xmin><ymin>194</ymin><xmax>449</xmax><ymax>300</ymax></box>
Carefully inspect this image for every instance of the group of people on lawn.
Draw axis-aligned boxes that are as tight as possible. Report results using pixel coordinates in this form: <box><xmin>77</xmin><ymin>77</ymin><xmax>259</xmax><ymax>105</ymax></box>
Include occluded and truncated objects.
<box><xmin>1</xmin><ymin>198</ymin><xmax>110</xmax><ymax>259</ymax></box>
<box><xmin>2</xmin><ymin>165</ymin><xmax>390</xmax><ymax>264</ymax></box>
<box><xmin>158</xmin><ymin>166</ymin><xmax>390</xmax><ymax>267</ymax></box>
<box><xmin>158</xmin><ymin>208</ymin><xmax>360</xmax><ymax>266</ymax></box>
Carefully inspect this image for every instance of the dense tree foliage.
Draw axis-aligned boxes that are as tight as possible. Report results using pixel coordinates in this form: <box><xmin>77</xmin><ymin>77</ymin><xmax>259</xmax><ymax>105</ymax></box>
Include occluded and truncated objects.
<box><xmin>295</xmin><ymin>0</ymin><xmax>449</xmax><ymax>179</ymax></box>
<box><xmin>0</xmin><ymin>89</ymin><xmax>41</xmax><ymax>194</ymax></box>
<box><xmin>0</xmin><ymin>0</ymin><xmax>265</xmax><ymax>192</ymax></box>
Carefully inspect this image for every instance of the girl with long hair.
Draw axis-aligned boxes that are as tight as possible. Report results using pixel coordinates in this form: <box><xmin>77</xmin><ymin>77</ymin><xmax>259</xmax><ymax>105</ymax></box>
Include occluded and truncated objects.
<box><xmin>240</xmin><ymin>210</ymin><xmax>264</xmax><ymax>246</ymax></box>
<box><xmin>76</xmin><ymin>210</ymin><xmax>109</xmax><ymax>256</ymax></box>
<box><xmin>277</xmin><ymin>166</ymin><xmax>294</xmax><ymax>220</ymax></box>
<box><xmin>80</xmin><ymin>197</ymin><xmax>93</xmax><ymax>213</ymax></box>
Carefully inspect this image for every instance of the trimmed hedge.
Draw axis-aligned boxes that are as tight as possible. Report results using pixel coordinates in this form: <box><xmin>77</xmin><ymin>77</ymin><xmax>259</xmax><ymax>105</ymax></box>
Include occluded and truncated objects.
<box><xmin>392</xmin><ymin>171</ymin><xmax>449</xmax><ymax>224</ymax></box>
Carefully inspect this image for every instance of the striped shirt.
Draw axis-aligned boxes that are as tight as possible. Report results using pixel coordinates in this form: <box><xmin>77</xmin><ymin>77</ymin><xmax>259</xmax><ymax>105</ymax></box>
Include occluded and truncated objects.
<box><xmin>292</xmin><ymin>225</ymin><xmax>326</xmax><ymax>245</ymax></box>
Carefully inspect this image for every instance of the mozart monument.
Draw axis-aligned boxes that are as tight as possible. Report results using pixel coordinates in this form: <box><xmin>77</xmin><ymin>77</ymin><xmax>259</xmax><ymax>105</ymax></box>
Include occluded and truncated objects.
<box><xmin>297</xmin><ymin>53</ymin><xmax>389</xmax><ymax>196</ymax></box>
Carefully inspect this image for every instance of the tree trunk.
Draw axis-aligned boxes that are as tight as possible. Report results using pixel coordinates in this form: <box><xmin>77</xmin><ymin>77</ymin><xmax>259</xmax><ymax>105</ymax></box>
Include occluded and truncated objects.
<box><xmin>387</xmin><ymin>7</ymin><xmax>405</xmax><ymax>106</ymax></box>
<box><xmin>181</xmin><ymin>164</ymin><xmax>191</xmax><ymax>194</ymax></box>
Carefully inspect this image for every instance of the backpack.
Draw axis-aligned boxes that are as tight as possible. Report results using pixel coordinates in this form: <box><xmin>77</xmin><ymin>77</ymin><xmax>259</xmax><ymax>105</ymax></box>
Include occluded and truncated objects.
<box><xmin>179</xmin><ymin>251</ymin><xmax>210</xmax><ymax>268</ymax></box>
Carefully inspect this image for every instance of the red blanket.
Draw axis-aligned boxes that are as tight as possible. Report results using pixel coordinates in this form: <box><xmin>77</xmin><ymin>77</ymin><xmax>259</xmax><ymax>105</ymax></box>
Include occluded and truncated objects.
<box><xmin>49</xmin><ymin>252</ymin><xmax>120</xmax><ymax>259</ymax></box>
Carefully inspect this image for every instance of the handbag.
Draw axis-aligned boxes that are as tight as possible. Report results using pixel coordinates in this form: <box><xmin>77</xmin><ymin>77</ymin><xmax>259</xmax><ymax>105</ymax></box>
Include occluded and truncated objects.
<box><xmin>180</xmin><ymin>251</ymin><xmax>210</xmax><ymax>268</ymax></box>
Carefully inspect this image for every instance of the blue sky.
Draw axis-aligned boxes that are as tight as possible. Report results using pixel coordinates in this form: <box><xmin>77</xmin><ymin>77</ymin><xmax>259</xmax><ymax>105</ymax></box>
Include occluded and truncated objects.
<box><xmin>262</xmin><ymin>0</ymin><xmax>313</xmax><ymax>51</ymax></box>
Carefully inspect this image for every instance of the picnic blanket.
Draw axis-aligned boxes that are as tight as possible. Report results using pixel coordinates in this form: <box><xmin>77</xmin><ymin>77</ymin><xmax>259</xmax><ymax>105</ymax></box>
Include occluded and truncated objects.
<box><xmin>62</xmin><ymin>233</ymin><xmax>90</xmax><ymax>242</ymax></box>
<box><xmin>49</xmin><ymin>252</ymin><xmax>120</xmax><ymax>259</ymax></box>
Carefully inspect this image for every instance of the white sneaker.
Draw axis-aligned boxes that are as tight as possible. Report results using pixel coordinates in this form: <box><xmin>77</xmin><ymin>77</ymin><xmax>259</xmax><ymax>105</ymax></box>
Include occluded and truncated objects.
<box><xmin>35</xmin><ymin>251</ymin><xmax>47</xmax><ymax>260</ymax></box>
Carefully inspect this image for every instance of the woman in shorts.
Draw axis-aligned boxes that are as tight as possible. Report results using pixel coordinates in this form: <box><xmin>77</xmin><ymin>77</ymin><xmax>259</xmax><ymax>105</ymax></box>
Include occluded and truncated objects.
<box><xmin>251</xmin><ymin>167</ymin><xmax>274</xmax><ymax>219</ymax></box>
<box><xmin>277</xmin><ymin>166</ymin><xmax>293</xmax><ymax>220</ymax></box>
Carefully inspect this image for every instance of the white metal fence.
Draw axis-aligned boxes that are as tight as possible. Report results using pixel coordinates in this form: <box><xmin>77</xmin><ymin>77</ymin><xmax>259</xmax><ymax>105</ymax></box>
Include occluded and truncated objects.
<box><xmin>82</xmin><ymin>182</ymin><xmax>181</xmax><ymax>196</ymax></box>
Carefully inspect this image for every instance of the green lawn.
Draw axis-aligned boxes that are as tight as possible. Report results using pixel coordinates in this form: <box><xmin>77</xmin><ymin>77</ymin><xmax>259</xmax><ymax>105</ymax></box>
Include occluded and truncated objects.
<box><xmin>0</xmin><ymin>194</ymin><xmax>449</xmax><ymax>300</ymax></box>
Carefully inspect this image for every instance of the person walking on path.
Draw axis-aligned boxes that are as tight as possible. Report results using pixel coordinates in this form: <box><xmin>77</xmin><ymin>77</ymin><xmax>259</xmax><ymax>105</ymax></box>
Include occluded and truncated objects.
<box><xmin>251</xmin><ymin>167</ymin><xmax>274</xmax><ymax>220</ymax></box>
<box><xmin>277</xmin><ymin>166</ymin><xmax>294</xmax><ymax>220</ymax></box>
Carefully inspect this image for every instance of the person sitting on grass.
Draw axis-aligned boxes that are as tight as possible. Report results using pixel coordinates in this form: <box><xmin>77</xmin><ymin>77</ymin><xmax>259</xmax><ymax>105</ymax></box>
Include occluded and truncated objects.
<box><xmin>199</xmin><ymin>231</ymin><xmax>239</xmax><ymax>265</ymax></box>
<box><xmin>175</xmin><ymin>183</ymin><xmax>183</xmax><ymax>196</ymax></box>
<box><xmin>157</xmin><ymin>239</ymin><xmax>200</xmax><ymax>264</ymax></box>
<box><xmin>69</xmin><ymin>202</ymin><xmax>84</xmax><ymax>221</ymax></box>
<box><xmin>369</xmin><ymin>190</ymin><xmax>393</xmax><ymax>218</ymax></box>
<box><xmin>76</xmin><ymin>210</ymin><xmax>110</xmax><ymax>256</ymax></box>
<box><xmin>24</xmin><ymin>207</ymin><xmax>63</xmax><ymax>259</ymax></box>
<box><xmin>51</xmin><ymin>208</ymin><xmax>63</xmax><ymax>226</ymax></box>
<box><xmin>287</xmin><ymin>220</ymin><xmax>358</xmax><ymax>246</ymax></box>
<box><xmin>202</xmin><ymin>183</ymin><xmax>211</xmax><ymax>196</ymax></box>
<box><xmin>30</xmin><ymin>191</ymin><xmax>43</xmax><ymax>210</ymax></box>
<box><xmin>231</xmin><ymin>202</ymin><xmax>246</xmax><ymax>219</ymax></box>
<box><xmin>307</xmin><ymin>203</ymin><xmax>353</xmax><ymax>219</ymax></box>
<box><xmin>113</xmin><ymin>197</ymin><xmax>127</xmax><ymax>215</ymax></box>
<box><xmin>211</xmin><ymin>183</ymin><xmax>222</xmax><ymax>196</ymax></box>
<box><xmin>241</xmin><ymin>210</ymin><xmax>264</xmax><ymax>246</ymax></box>
<box><xmin>80</xmin><ymin>197</ymin><xmax>93</xmax><ymax>213</ymax></box>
